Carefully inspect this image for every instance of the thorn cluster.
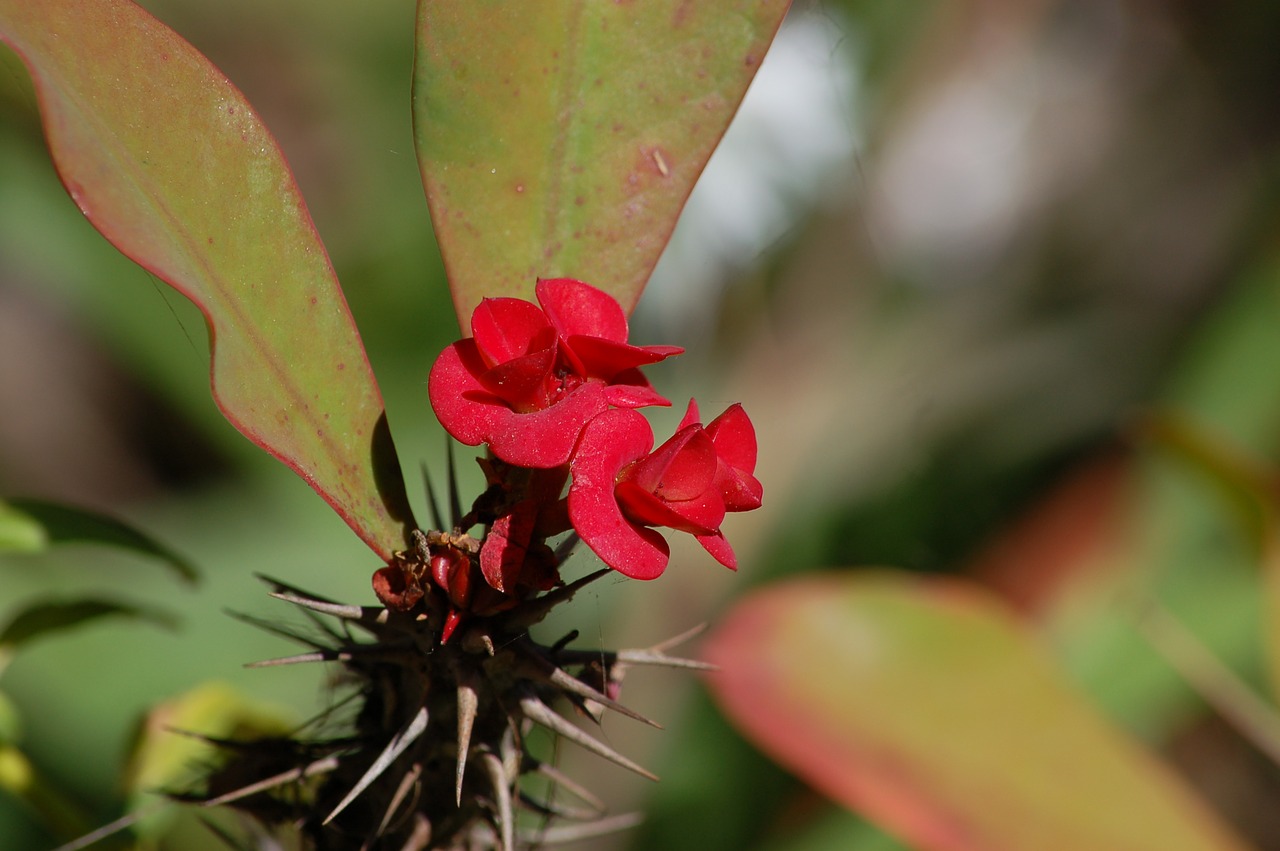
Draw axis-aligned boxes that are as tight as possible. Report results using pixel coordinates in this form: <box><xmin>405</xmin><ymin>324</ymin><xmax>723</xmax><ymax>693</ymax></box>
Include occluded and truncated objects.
<box><xmin>191</xmin><ymin>571</ymin><xmax>709</xmax><ymax>850</ymax></box>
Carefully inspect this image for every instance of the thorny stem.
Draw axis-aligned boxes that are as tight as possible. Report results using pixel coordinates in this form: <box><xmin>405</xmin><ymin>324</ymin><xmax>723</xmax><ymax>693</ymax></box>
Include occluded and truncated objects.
<box><xmin>171</xmin><ymin>449</ymin><xmax>708</xmax><ymax>849</ymax></box>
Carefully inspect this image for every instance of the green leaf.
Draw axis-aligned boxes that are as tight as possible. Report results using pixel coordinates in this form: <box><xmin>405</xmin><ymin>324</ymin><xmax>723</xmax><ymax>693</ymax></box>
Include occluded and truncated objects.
<box><xmin>0</xmin><ymin>690</ymin><xmax>20</xmax><ymax>746</ymax></box>
<box><xmin>3</xmin><ymin>499</ymin><xmax>197</xmax><ymax>584</ymax></box>
<box><xmin>414</xmin><ymin>0</ymin><xmax>791</xmax><ymax>325</ymax></box>
<box><xmin>0</xmin><ymin>598</ymin><xmax>177</xmax><ymax>659</ymax></box>
<box><xmin>0</xmin><ymin>502</ymin><xmax>45</xmax><ymax>554</ymax></box>
<box><xmin>0</xmin><ymin>0</ymin><xmax>414</xmax><ymax>560</ymax></box>
<box><xmin>703</xmin><ymin>572</ymin><xmax>1252</xmax><ymax>851</ymax></box>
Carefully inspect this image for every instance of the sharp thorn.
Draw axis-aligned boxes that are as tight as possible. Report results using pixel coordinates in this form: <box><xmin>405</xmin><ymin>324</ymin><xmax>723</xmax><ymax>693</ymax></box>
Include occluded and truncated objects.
<box><xmin>265</xmin><ymin>590</ymin><xmax>392</xmax><ymax>631</ymax></box>
<box><xmin>519</xmin><ymin>696</ymin><xmax>657</xmax><ymax>781</ymax></box>
<box><xmin>616</xmin><ymin>649</ymin><xmax>717</xmax><ymax>671</ymax></box>
<box><xmin>246</xmin><ymin>651</ymin><xmax>341</xmax><ymax>668</ymax></box>
<box><xmin>517</xmin><ymin>791</ymin><xmax>602</xmax><ymax>821</ymax></box>
<box><xmin>551</xmin><ymin>647</ymin><xmax>716</xmax><ymax>672</ymax></box>
<box><xmin>294</xmin><ymin>601</ymin><xmax>347</xmax><ymax>641</ymax></box>
<box><xmin>481</xmin><ymin>751</ymin><xmax>514</xmax><ymax>851</ymax></box>
<box><xmin>446</xmin><ymin>441</ymin><xmax>464</xmax><ymax>530</ymax></box>
<box><xmin>253</xmin><ymin>573</ymin><xmax>341</xmax><ymax>604</ymax></box>
<box><xmin>525</xmin><ymin>757</ymin><xmax>606</xmax><ymax>812</ymax></box>
<box><xmin>268</xmin><ymin>591</ymin><xmax>373</xmax><ymax>621</ymax></box>
<box><xmin>556</xmin><ymin>671</ymin><xmax>660</xmax><ymax>728</ymax></box>
<box><xmin>552</xmin><ymin>532</ymin><xmax>581</xmax><ymax>565</ymax></box>
<box><xmin>422</xmin><ymin>461</ymin><xmax>445</xmax><ymax>532</ymax></box>
<box><xmin>455</xmin><ymin>670</ymin><xmax>480</xmax><ymax>806</ymax></box>
<box><xmin>223</xmin><ymin>609</ymin><xmax>325</xmax><ymax>649</ymax></box>
<box><xmin>374</xmin><ymin>761</ymin><xmax>422</xmax><ymax>841</ymax></box>
<box><xmin>550</xmin><ymin>630</ymin><xmax>580</xmax><ymax>654</ymax></box>
<box><xmin>515</xmin><ymin>645</ymin><xmax>660</xmax><ymax>728</ymax></box>
<box><xmin>324</xmin><ymin>705</ymin><xmax>430</xmax><ymax>825</ymax></box>
<box><xmin>520</xmin><ymin>812</ymin><xmax>645</xmax><ymax>844</ymax></box>
<box><xmin>202</xmin><ymin>756</ymin><xmax>340</xmax><ymax>807</ymax></box>
<box><xmin>650</xmin><ymin>622</ymin><xmax>708</xmax><ymax>653</ymax></box>
<box><xmin>50</xmin><ymin>806</ymin><xmax>159</xmax><ymax>851</ymax></box>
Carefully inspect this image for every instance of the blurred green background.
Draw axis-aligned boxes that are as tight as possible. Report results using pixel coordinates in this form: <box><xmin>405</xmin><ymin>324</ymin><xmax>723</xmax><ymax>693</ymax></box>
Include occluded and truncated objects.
<box><xmin>4</xmin><ymin>0</ymin><xmax>1280</xmax><ymax>848</ymax></box>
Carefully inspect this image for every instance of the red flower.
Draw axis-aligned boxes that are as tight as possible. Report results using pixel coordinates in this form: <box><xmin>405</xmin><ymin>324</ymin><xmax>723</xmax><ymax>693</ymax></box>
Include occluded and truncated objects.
<box><xmin>568</xmin><ymin>400</ymin><xmax>762</xmax><ymax>579</ymax></box>
<box><xmin>428</xmin><ymin>279</ymin><xmax>681</xmax><ymax>467</ymax></box>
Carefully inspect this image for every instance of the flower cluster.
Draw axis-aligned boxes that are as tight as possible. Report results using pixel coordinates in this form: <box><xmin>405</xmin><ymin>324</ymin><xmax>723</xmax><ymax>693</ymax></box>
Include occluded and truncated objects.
<box><xmin>378</xmin><ymin>278</ymin><xmax>760</xmax><ymax>636</ymax></box>
<box><xmin>428</xmin><ymin>278</ymin><xmax>682</xmax><ymax>468</ymax></box>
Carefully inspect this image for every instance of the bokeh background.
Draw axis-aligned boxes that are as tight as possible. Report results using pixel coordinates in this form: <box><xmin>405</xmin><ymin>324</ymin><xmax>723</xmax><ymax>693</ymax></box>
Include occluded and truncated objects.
<box><xmin>4</xmin><ymin>0</ymin><xmax>1280</xmax><ymax>848</ymax></box>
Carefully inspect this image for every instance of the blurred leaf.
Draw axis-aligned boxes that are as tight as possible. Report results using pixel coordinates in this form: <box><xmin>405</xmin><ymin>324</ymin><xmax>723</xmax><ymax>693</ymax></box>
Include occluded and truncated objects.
<box><xmin>1138</xmin><ymin>411</ymin><xmax>1277</xmax><ymax>551</ymax></box>
<box><xmin>0</xmin><ymin>503</ymin><xmax>45</xmax><ymax>554</ymax></box>
<box><xmin>1262</xmin><ymin>539</ymin><xmax>1280</xmax><ymax>707</ymax></box>
<box><xmin>966</xmin><ymin>449</ymin><xmax>1133</xmax><ymax>619</ymax></box>
<box><xmin>0</xmin><ymin>744</ymin><xmax>90</xmax><ymax>839</ymax></box>
<box><xmin>756</xmin><ymin>807</ymin><xmax>909</xmax><ymax>851</ymax></box>
<box><xmin>0</xmin><ymin>691</ymin><xmax>19</xmax><ymax>746</ymax></box>
<box><xmin>1135</xmin><ymin>412</ymin><xmax>1280</xmax><ymax>706</ymax></box>
<box><xmin>0</xmin><ymin>599</ymin><xmax>177</xmax><ymax>671</ymax></box>
<box><xmin>125</xmin><ymin>681</ymin><xmax>294</xmax><ymax>837</ymax></box>
<box><xmin>413</xmin><ymin>0</ymin><xmax>791</xmax><ymax>325</ymax></box>
<box><xmin>3</xmin><ymin>498</ymin><xmax>197</xmax><ymax>584</ymax></box>
<box><xmin>704</xmin><ymin>571</ymin><xmax>1252</xmax><ymax>851</ymax></box>
<box><xmin>0</xmin><ymin>0</ymin><xmax>414</xmax><ymax>561</ymax></box>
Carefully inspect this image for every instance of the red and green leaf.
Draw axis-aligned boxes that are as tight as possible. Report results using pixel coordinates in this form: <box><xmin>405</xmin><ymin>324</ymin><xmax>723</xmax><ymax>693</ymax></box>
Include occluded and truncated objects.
<box><xmin>0</xmin><ymin>0</ymin><xmax>413</xmax><ymax>560</ymax></box>
<box><xmin>704</xmin><ymin>572</ymin><xmax>1252</xmax><ymax>851</ymax></box>
<box><xmin>413</xmin><ymin>0</ymin><xmax>792</xmax><ymax>326</ymax></box>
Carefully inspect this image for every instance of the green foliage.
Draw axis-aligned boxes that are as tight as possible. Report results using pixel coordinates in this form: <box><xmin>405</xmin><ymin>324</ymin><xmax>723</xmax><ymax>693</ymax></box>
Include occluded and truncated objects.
<box><xmin>2</xmin><ymin>499</ymin><xmax>197</xmax><ymax>584</ymax></box>
<box><xmin>0</xmin><ymin>504</ymin><xmax>42</xmax><ymax>555</ymax></box>
<box><xmin>0</xmin><ymin>599</ymin><xmax>176</xmax><ymax>672</ymax></box>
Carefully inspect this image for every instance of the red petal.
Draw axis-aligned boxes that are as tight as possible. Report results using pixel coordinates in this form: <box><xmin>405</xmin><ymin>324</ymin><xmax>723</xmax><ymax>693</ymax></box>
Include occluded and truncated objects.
<box><xmin>480</xmin><ymin>505</ymin><xmax>536</xmax><ymax>594</ymax></box>
<box><xmin>471</xmin><ymin>297</ymin><xmax>555</xmax><ymax>364</ymax></box>
<box><xmin>625</xmin><ymin>425</ymin><xmax>717</xmax><ymax>500</ymax></box>
<box><xmin>537</xmin><ymin>278</ymin><xmax>629</xmax><ymax>343</ymax></box>
<box><xmin>695</xmin><ymin>531</ymin><xmax>738</xmax><ymax>570</ymax></box>
<box><xmin>704</xmin><ymin>404</ymin><xmax>762</xmax><ymax>510</ymax></box>
<box><xmin>431</xmin><ymin>341</ymin><xmax>609</xmax><ymax>467</ymax></box>
<box><xmin>615</xmin><ymin>480</ymin><xmax>724</xmax><ymax>535</ymax></box>
<box><xmin>485</xmin><ymin>383</ymin><xmax>610</xmax><ymax>468</ymax></box>
<box><xmin>705</xmin><ymin>403</ymin><xmax>758</xmax><ymax>473</ymax></box>
<box><xmin>477</xmin><ymin>346</ymin><xmax>556</xmax><ymax>411</ymax></box>
<box><xmin>603</xmin><ymin>374</ymin><xmax>671</xmax><ymax>409</ymax></box>
<box><xmin>429</xmin><ymin>340</ymin><xmax>501</xmax><ymax>447</ymax></box>
<box><xmin>568</xmin><ymin>410</ymin><xmax>670</xmax><ymax>579</ymax></box>
<box><xmin>677</xmin><ymin>398</ymin><xmax>702</xmax><ymax>431</ymax></box>
<box><xmin>565</xmin><ymin>335</ymin><xmax>682</xmax><ymax>380</ymax></box>
<box><xmin>718</xmin><ymin>465</ymin><xmax>764</xmax><ymax>512</ymax></box>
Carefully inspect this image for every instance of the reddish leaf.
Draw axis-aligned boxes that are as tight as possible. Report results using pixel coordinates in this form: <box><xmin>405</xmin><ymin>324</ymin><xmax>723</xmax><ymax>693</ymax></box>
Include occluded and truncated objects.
<box><xmin>0</xmin><ymin>0</ymin><xmax>413</xmax><ymax>559</ymax></box>
<box><xmin>413</xmin><ymin>0</ymin><xmax>792</xmax><ymax>326</ymax></box>
<box><xmin>704</xmin><ymin>572</ymin><xmax>1252</xmax><ymax>851</ymax></box>
<box><xmin>967</xmin><ymin>449</ymin><xmax>1134</xmax><ymax>618</ymax></box>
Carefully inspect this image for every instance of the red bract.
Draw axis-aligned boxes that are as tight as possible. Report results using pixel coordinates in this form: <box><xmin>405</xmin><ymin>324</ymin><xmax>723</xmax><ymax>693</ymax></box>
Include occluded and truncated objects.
<box><xmin>478</xmin><ymin>465</ymin><xmax>569</xmax><ymax>595</ymax></box>
<box><xmin>568</xmin><ymin>401</ymin><xmax>762</xmax><ymax>579</ymax></box>
<box><xmin>429</xmin><ymin>279</ymin><xmax>681</xmax><ymax>468</ymax></box>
